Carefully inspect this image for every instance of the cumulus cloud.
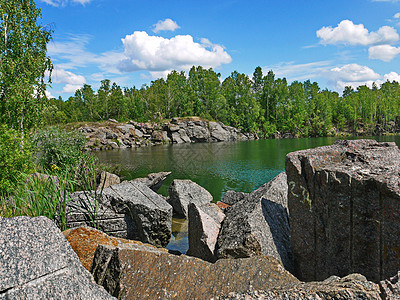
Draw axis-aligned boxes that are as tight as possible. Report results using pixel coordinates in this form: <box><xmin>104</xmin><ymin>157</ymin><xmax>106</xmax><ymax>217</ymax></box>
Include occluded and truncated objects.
<box><xmin>317</xmin><ymin>20</ymin><xmax>399</xmax><ymax>46</ymax></box>
<box><xmin>62</xmin><ymin>84</ymin><xmax>84</xmax><ymax>93</ymax></box>
<box><xmin>394</xmin><ymin>13</ymin><xmax>400</xmax><ymax>19</ymax></box>
<box><xmin>383</xmin><ymin>71</ymin><xmax>400</xmax><ymax>82</ymax></box>
<box><xmin>325</xmin><ymin>64</ymin><xmax>381</xmax><ymax>91</ymax></box>
<box><xmin>40</xmin><ymin>0</ymin><xmax>91</xmax><ymax>6</ymax></box>
<box><xmin>118</xmin><ymin>31</ymin><xmax>232</xmax><ymax>72</ymax></box>
<box><xmin>53</xmin><ymin>68</ymin><xmax>86</xmax><ymax>85</ymax></box>
<box><xmin>152</xmin><ymin>19</ymin><xmax>180</xmax><ymax>33</ymax></box>
<box><xmin>369</xmin><ymin>45</ymin><xmax>400</xmax><ymax>61</ymax></box>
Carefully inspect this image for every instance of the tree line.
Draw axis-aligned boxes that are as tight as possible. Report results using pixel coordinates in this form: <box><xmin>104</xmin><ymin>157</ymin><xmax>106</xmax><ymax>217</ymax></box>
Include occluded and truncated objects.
<box><xmin>46</xmin><ymin>66</ymin><xmax>400</xmax><ymax>138</ymax></box>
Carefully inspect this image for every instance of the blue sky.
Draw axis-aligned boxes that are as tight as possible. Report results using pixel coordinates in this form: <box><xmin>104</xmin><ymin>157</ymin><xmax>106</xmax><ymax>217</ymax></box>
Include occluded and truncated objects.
<box><xmin>37</xmin><ymin>0</ymin><xmax>400</xmax><ymax>98</ymax></box>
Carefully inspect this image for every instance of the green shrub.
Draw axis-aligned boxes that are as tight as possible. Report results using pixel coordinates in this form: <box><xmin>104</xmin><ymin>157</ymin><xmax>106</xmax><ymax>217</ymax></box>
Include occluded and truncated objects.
<box><xmin>0</xmin><ymin>125</ymin><xmax>34</xmax><ymax>193</ymax></box>
<box><xmin>32</xmin><ymin>127</ymin><xmax>86</xmax><ymax>172</ymax></box>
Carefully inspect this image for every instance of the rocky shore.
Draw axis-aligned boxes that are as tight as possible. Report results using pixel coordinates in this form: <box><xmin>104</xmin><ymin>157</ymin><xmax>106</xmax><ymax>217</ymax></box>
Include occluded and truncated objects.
<box><xmin>79</xmin><ymin>117</ymin><xmax>258</xmax><ymax>151</ymax></box>
<box><xmin>2</xmin><ymin>139</ymin><xmax>400</xmax><ymax>299</ymax></box>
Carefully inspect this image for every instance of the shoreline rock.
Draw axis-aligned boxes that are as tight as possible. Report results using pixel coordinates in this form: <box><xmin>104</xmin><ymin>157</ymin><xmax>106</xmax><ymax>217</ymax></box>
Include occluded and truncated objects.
<box><xmin>286</xmin><ymin>139</ymin><xmax>400</xmax><ymax>282</ymax></box>
<box><xmin>79</xmin><ymin>117</ymin><xmax>257</xmax><ymax>151</ymax></box>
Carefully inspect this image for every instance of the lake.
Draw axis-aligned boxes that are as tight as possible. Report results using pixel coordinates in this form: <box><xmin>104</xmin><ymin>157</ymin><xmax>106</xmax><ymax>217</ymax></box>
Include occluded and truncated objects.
<box><xmin>94</xmin><ymin>135</ymin><xmax>400</xmax><ymax>253</ymax></box>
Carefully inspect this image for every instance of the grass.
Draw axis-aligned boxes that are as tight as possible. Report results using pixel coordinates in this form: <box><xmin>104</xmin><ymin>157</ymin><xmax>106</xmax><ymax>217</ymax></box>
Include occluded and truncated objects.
<box><xmin>0</xmin><ymin>156</ymin><xmax>110</xmax><ymax>232</ymax></box>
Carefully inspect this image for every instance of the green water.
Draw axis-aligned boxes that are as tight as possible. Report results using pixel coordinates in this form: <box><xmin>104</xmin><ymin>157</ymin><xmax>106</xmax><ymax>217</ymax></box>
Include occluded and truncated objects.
<box><xmin>94</xmin><ymin>135</ymin><xmax>400</xmax><ymax>253</ymax></box>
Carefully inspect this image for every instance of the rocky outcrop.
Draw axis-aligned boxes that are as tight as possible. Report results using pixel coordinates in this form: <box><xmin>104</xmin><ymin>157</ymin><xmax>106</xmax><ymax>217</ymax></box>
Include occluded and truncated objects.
<box><xmin>221</xmin><ymin>190</ymin><xmax>248</xmax><ymax>206</ymax></box>
<box><xmin>286</xmin><ymin>139</ymin><xmax>400</xmax><ymax>282</ymax></box>
<box><xmin>0</xmin><ymin>216</ymin><xmax>114</xmax><ymax>299</ymax></box>
<box><xmin>168</xmin><ymin>179</ymin><xmax>213</xmax><ymax>217</ymax></box>
<box><xmin>217</xmin><ymin>172</ymin><xmax>293</xmax><ymax>273</ymax></box>
<box><xmin>91</xmin><ymin>241</ymin><xmax>299</xmax><ymax>300</ymax></box>
<box><xmin>218</xmin><ymin>274</ymin><xmax>382</xmax><ymax>299</ymax></box>
<box><xmin>96</xmin><ymin>171</ymin><xmax>120</xmax><ymax>190</ymax></box>
<box><xmin>65</xmin><ymin>181</ymin><xmax>173</xmax><ymax>247</ymax></box>
<box><xmin>130</xmin><ymin>171</ymin><xmax>171</xmax><ymax>192</ymax></box>
<box><xmin>80</xmin><ymin>117</ymin><xmax>257</xmax><ymax>151</ymax></box>
<box><xmin>187</xmin><ymin>203</ymin><xmax>225</xmax><ymax>262</ymax></box>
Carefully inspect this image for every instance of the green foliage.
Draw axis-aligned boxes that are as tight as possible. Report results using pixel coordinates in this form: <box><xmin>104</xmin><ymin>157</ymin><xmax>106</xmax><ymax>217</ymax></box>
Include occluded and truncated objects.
<box><xmin>45</xmin><ymin>65</ymin><xmax>400</xmax><ymax>138</ymax></box>
<box><xmin>0</xmin><ymin>125</ymin><xmax>33</xmax><ymax>193</ymax></box>
<box><xmin>32</xmin><ymin>127</ymin><xmax>86</xmax><ymax>172</ymax></box>
<box><xmin>0</xmin><ymin>0</ymin><xmax>53</xmax><ymax>134</ymax></box>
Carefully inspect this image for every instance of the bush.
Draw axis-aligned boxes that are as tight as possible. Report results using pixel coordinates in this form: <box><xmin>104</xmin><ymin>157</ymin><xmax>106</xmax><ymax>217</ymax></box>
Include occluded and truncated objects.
<box><xmin>0</xmin><ymin>125</ymin><xmax>33</xmax><ymax>193</ymax></box>
<box><xmin>32</xmin><ymin>127</ymin><xmax>86</xmax><ymax>172</ymax></box>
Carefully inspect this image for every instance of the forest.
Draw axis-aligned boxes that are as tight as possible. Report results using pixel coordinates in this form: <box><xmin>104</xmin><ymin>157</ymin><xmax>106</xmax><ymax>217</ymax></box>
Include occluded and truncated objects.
<box><xmin>46</xmin><ymin>66</ymin><xmax>400</xmax><ymax>138</ymax></box>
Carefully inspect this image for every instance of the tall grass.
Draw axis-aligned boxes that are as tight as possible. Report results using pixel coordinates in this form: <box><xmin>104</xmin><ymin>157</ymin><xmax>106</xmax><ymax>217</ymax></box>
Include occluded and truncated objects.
<box><xmin>0</xmin><ymin>126</ymin><xmax>113</xmax><ymax>231</ymax></box>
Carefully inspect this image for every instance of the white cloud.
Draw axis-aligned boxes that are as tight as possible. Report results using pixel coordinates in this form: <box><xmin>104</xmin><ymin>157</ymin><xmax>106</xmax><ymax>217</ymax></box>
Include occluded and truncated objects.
<box><xmin>53</xmin><ymin>68</ymin><xmax>86</xmax><ymax>85</ymax></box>
<box><xmin>40</xmin><ymin>0</ymin><xmax>91</xmax><ymax>6</ymax></box>
<box><xmin>369</xmin><ymin>45</ymin><xmax>400</xmax><ymax>61</ymax></box>
<box><xmin>383</xmin><ymin>71</ymin><xmax>400</xmax><ymax>82</ymax></box>
<box><xmin>325</xmin><ymin>64</ymin><xmax>381</xmax><ymax>91</ymax></box>
<box><xmin>62</xmin><ymin>84</ymin><xmax>83</xmax><ymax>93</ymax></box>
<box><xmin>394</xmin><ymin>13</ymin><xmax>400</xmax><ymax>19</ymax></box>
<box><xmin>317</xmin><ymin>20</ymin><xmax>399</xmax><ymax>46</ymax></box>
<box><xmin>152</xmin><ymin>19</ymin><xmax>180</xmax><ymax>33</ymax></box>
<box><xmin>118</xmin><ymin>31</ymin><xmax>232</xmax><ymax>72</ymax></box>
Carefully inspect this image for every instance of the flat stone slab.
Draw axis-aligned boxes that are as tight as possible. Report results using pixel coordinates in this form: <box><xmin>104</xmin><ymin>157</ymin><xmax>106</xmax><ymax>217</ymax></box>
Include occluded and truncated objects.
<box><xmin>218</xmin><ymin>274</ymin><xmax>381</xmax><ymax>299</ymax></box>
<box><xmin>286</xmin><ymin>139</ymin><xmax>400</xmax><ymax>282</ymax></box>
<box><xmin>91</xmin><ymin>241</ymin><xmax>299</xmax><ymax>299</ymax></box>
<box><xmin>0</xmin><ymin>216</ymin><xmax>114</xmax><ymax>299</ymax></box>
<box><xmin>130</xmin><ymin>171</ymin><xmax>171</xmax><ymax>192</ymax></box>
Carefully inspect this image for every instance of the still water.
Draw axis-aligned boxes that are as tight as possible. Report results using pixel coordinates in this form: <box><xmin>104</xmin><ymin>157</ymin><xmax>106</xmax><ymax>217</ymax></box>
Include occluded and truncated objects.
<box><xmin>94</xmin><ymin>135</ymin><xmax>400</xmax><ymax>253</ymax></box>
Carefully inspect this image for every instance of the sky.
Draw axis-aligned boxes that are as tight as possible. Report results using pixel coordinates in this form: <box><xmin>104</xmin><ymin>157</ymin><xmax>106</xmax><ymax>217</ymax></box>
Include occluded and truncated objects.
<box><xmin>37</xmin><ymin>0</ymin><xmax>400</xmax><ymax>99</ymax></box>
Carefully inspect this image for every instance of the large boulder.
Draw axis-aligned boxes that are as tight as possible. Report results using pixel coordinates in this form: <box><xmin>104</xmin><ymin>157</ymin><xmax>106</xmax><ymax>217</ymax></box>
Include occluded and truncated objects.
<box><xmin>218</xmin><ymin>274</ymin><xmax>382</xmax><ymax>299</ymax></box>
<box><xmin>65</xmin><ymin>181</ymin><xmax>173</xmax><ymax>247</ymax></box>
<box><xmin>130</xmin><ymin>171</ymin><xmax>172</xmax><ymax>192</ymax></box>
<box><xmin>286</xmin><ymin>139</ymin><xmax>400</xmax><ymax>282</ymax></box>
<box><xmin>216</xmin><ymin>172</ymin><xmax>293</xmax><ymax>273</ymax></box>
<box><xmin>187</xmin><ymin>203</ymin><xmax>225</xmax><ymax>262</ymax></box>
<box><xmin>91</xmin><ymin>241</ymin><xmax>299</xmax><ymax>299</ymax></box>
<box><xmin>0</xmin><ymin>216</ymin><xmax>114</xmax><ymax>299</ymax></box>
<box><xmin>101</xmin><ymin>181</ymin><xmax>173</xmax><ymax>247</ymax></box>
<box><xmin>168</xmin><ymin>179</ymin><xmax>213</xmax><ymax>217</ymax></box>
<box><xmin>64</xmin><ymin>190</ymin><xmax>134</xmax><ymax>239</ymax></box>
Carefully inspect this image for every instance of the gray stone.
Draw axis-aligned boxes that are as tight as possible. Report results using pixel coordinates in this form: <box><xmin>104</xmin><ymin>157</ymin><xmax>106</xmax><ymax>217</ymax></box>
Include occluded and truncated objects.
<box><xmin>116</xmin><ymin>124</ymin><xmax>134</xmax><ymax>134</ymax></box>
<box><xmin>91</xmin><ymin>241</ymin><xmax>298</xmax><ymax>300</ymax></box>
<box><xmin>169</xmin><ymin>125</ymin><xmax>180</xmax><ymax>132</ymax></box>
<box><xmin>108</xmin><ymin>141</ymin><xmax>118</xmax><ymax>149</ymax></box>
<box><xmin>105</xmin><ymin>130</ymin><xmax>118</xmax><ymax>140</ymax></box>
<box><xmin>380</xmin><ymin>270</ymin><xmax>400</xmax><ymax>299</ymax></box>
<box><xmin>0</xmin><ymin>216</ymin><xmax>114</xmax><ymax>299</ymax></box>
<box><xmin>187</xmin><ymin>203</ymin><xmax>225</xmax><ymax>262</ymax></box>
<box><xmin>168</xmin><ymin>179</ymin><xmax>213</xmax><ymax>218</ymax></box>
<box><xmin>130</xmin><ymin>171</ymin><xmax>172</xmax><ymax>192</ymax></box>
<box><xmin>178</xmin><ymin>128</ymin><xmax>191</xmax><ymax>143</ymax></box>
<box><xmin>102</xmin><ymin>181</ymin><xmax>172</xmax><ymax>247</ymax></box>
<box><xmin>209</xmin><ymin>121</ymin><xmax>230</xmax><ymax>142</ymax></box>
<box><xmin>96</xmin><ymin>171</ymin><xmax>120</xmax><ymax>190</ymax></box>
<box><xmin>286</xmin><ymin>139</ymin><xmax>400</xmax><ymax>282</ymax></box>
<box><xmin>216</xmin><ymin>172</ymin><xmax>293</xmax><ymax>273</ymax></box>
<box><xmin>63</xmin><ymin>190</ymin><xmax>134</xmax><ymax>239</ymax></box>
<box><xmin>133</xmin><ymin>128</ymin><xmax>143</xmax><ymax>137</ymax></box>
<box><xmin>218</xmin><ymin>273</ymin><xmax>381</xmax><ymax>299</ymax></box>
<box><xmin>221</xmin><ymin>190</ymin><xmax>249</xmax><ymax>206</ymax></box>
